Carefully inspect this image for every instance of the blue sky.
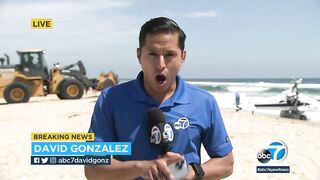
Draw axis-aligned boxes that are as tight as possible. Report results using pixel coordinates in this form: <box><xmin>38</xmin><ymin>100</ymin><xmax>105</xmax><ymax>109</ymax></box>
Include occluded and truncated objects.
<box><xmin>0</xmin><ymin>0</ymin><xmax>319</xmax><ymax>78</ymax></box>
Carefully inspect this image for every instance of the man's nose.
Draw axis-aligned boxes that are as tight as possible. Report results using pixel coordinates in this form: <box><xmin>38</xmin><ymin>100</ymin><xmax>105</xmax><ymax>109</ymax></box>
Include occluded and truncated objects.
<box><xmin>156</xmin><ymin>55</ymin><xmax>166</xmax><ymax>70</ymax></box>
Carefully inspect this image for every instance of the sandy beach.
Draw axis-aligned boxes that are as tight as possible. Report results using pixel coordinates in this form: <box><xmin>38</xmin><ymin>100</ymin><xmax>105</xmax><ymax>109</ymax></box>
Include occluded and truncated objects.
<box><xmin>0</xmin><ymin>92</ymin><xmax>319</xmax><ymax>180</ymax></box>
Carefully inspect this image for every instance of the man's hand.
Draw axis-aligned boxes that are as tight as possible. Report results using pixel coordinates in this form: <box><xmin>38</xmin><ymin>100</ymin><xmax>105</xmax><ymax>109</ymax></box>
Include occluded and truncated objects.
<box><xmin>136</xmin><ymin>152</ymin><xmax>184</xmax><ymax>180</ymax></box>
<box><xmin>181</xmin><ymin>165</ymin><xmax>195</xmax><ymax>180</ymax></box>
<box><xmin>85</xmin><ymin>152</ymin><xmax>184</xmax><ymax>180</ymax></box>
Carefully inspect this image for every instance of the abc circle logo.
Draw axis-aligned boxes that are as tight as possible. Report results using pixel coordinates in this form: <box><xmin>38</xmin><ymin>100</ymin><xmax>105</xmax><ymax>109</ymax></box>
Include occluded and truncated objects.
<box><xmin>257</xmin><ymin>149</ymin><xmax>271</xmax><ymax>163</ymax></box>
<box><xmin>257</xmin><ymin>140</ymin><xmax>288</xmax><ymax>163</ymax></box>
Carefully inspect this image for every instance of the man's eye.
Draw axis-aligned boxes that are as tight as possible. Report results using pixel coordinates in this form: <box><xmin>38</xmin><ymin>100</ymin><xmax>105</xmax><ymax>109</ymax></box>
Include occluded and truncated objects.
<box><xmin>148</xmin><ymin>53</ymin><xmax>157</xmax><ymax>56</ymax></box>
<box><xmin>165</xmin><ymin>54</ymin><xmax>173</xmax><ymax>57</ymax></box>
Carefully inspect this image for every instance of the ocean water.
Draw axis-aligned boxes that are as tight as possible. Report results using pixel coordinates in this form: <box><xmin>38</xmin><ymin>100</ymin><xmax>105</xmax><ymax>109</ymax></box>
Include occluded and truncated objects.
<box><xmin>186</xmin><ymin>78</ymin><xmax>320</xmax><ymax>123</ymax></box>
<box><xmin>186</xmin><ymin>78</ymin><xmax>320</xmax><ymax>97</ymax></box>
<box><xmin>119</xmin><ymin>78</ymin><xmax>320</xmax><ymax>122</ymax></box>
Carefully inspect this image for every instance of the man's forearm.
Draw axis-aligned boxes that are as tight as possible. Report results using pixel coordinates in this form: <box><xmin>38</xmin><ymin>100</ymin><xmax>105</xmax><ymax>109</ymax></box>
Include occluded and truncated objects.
<box><xmin>202</xmin><ymin>152</ymin><xmax>234</xmax><ymax>180</ymax></box>
<box><xmin>85</xmin><ymin>158</ymin><xmax>140</xmax><ymax>180</ymax></box>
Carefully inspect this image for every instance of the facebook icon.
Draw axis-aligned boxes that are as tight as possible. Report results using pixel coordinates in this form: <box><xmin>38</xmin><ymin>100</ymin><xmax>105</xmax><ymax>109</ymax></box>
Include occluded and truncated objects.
<box><xmin>33</xmin><ymin>157</ymin><xmax>40</xmax><ymax>164</ymax></box>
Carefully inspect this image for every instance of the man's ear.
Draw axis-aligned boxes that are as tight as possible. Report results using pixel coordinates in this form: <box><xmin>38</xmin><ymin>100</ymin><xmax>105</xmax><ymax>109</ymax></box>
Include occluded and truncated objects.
<box><xmin>137</xmin><ymin>48</ymin><xmax>141</xmax><ymax>64</ymax></box>
<box><xmin>181</xmin><ymin>50</ymin><xmax>186</xmax><ymax>65</ymax></box>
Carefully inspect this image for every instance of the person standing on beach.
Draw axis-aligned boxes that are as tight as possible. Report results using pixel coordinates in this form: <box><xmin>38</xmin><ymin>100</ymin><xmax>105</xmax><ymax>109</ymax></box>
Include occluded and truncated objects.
<box><xmin>85</xmin><ymin>17</ymin><xmax>234</xmax><ymax>180</ymax></box>
<box><xmin>235</xmin><ymin>92</ymin><xmax>242</xmax><ymax>112</ymax></box>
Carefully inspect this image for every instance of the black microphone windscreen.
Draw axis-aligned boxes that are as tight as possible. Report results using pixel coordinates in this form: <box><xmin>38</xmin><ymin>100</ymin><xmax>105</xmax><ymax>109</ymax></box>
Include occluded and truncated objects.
<box><xmin>148</xmin><ymin>107</ymin><xmax>175</xmax><ymax>155</ymax></box>
<box><xmin>148</xmin><ymin>107</ymin><xmax>165</xmax><ymax>125</ymax></box>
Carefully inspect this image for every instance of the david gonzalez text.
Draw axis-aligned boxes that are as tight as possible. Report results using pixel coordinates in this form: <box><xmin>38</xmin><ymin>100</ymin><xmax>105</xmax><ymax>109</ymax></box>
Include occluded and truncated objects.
<box><xmin>31</xmin><ymin>142</ymin><xmax>131</xmax><ymax>156</ymax></box>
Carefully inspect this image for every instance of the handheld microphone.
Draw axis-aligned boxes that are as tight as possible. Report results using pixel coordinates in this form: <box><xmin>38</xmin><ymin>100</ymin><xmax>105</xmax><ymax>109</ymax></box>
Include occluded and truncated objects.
<box><xmin>148</xmin><ymin>107</ymin><xmax>189</xmax><ymax>179</ymax></box>
<box><xmin>148</xmin><ymin>107</ymin><xmax>174</xmax><ymax>155</ymax></box>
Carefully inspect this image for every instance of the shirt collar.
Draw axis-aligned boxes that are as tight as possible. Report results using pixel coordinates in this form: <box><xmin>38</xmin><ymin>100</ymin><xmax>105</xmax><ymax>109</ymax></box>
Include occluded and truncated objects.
<box><xmin>130</xmin><ymin>71</ymin><xmax>190</xmax><ymax>106</ymax></box>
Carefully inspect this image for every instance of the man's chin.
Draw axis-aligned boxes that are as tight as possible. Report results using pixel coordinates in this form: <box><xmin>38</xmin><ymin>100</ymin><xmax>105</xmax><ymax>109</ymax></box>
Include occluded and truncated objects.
<box><xmin>153</xmin><ymin>84</ymin><xmax>167</xmax><ymax>92</ymax></box>
<box><xmin>153</xmin><ymin>81</ymin><xmax>176</xmax><ymax>93</ymax></box>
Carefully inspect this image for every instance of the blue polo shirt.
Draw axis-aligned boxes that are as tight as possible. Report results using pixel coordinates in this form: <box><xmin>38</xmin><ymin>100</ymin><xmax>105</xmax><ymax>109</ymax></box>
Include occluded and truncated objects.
<box><xmin>89</xmin><ymin>72</ymin><xmax>232</xmax><ymax>164</ymax></box>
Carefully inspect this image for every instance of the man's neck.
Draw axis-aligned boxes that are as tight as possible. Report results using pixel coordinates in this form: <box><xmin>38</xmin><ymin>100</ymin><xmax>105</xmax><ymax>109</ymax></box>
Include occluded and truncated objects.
<box><xmin>143</xmin><ymin>80</ymin><xmax>176</xmax><ymax>104</ymax></box>
<box><xmin>154</xmin><ymin>85</ymin><xmax>176</xmax><ymax>104</ymax></box>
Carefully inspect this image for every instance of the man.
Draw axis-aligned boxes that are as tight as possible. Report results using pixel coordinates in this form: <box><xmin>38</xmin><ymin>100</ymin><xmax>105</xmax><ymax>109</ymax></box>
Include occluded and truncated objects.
<box><xmin>85</xmin><ymin>17</ymin><xmax>234</xmax><ymax>180</ymax></box>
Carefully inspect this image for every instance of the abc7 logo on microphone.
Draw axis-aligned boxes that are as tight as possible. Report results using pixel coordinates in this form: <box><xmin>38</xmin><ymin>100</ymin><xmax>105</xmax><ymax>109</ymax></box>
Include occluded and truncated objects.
<box><xmin>257</xmin><ymin>140</ymin><xmax>288</xmax><ymax>163</ymax></box>
<box><xmin>150</xmin><ymin>124</ymin><xmax>174</xmax><ymax>145</ymax></box>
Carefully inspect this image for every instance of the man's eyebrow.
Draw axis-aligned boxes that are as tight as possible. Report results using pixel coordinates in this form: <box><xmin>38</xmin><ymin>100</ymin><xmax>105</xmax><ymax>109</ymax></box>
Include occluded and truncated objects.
<box><xmin>165</xmin><ymin>50</ymin><xmax>178</xmax><ymax>53</ymax></box>
<box><xmin>144</xmin><ymin>46</ymin><xmax>180</xmax><ymax>52</ymax></box>
<box><xmin>146</xmin><ymin>48</ymin><xmax>158</xmax><ymax>52</ymax></box>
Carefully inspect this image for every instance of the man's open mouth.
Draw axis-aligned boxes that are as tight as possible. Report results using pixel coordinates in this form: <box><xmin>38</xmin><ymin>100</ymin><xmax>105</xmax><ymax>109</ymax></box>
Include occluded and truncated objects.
<box><xmin>155</xmin><ymin>74</ymin><xmax>166</xmax><ymax>84</ymax></box>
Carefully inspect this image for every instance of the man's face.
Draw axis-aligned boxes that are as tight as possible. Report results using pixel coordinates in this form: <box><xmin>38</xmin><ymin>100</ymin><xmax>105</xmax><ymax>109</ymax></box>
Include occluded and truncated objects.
<box><xmin>137</xmin><ymin>32</ymin><xmax>186</xmax><ymax>96</ymax></box>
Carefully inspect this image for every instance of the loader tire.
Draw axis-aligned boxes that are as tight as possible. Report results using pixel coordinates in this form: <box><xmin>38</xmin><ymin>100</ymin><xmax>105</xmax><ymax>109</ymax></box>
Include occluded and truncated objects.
<box><xmin>4</xmin><ymin>82</ymin><xmax>31</xmax><ymax>103</ymax></box>
<box><xmin>59</xmin><ymin>79</ymin><xmax>84</xmax><ymax>99</ymax></box>
<box><xmin>56</xmin><ymin>93</ymin><xmax>64</xmax><ymax>100</ymax></box>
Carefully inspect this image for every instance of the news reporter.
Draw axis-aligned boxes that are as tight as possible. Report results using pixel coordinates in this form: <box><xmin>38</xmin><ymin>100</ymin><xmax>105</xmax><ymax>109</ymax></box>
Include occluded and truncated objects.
<box><xmin>85</xmin><ymin>17</ymin><xmax>233</xmax><ymax>180</ymax></box>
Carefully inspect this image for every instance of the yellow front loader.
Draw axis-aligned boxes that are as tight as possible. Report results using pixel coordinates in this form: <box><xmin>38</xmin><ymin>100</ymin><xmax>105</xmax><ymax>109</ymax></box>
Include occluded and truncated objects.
<box><xmin>0</xmin><ymin>49</ymin><xmax>118</xmax><ymax>103</ymax></box>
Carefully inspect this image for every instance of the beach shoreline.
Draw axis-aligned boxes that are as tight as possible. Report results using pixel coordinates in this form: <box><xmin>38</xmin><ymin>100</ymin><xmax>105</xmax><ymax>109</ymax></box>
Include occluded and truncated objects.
<box><xmin>0</xmin><ymin>93</ymin><xmax>319</xmax><ymax>179</ymax></box>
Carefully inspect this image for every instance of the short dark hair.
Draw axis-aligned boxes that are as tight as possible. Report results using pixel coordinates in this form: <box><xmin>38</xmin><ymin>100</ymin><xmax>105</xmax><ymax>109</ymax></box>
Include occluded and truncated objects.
<box><xmin>139</xmin><ymin>17</ymin><xmax>186</xmax><ymax>50</ymax></box>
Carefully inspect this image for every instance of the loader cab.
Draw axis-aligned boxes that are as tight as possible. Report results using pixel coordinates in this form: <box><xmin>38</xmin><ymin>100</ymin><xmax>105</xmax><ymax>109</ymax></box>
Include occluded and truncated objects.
<box><xmin>17</xmin><ymin>49</ymin><xmax>49</xmax><ymax>80</ymax></box>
